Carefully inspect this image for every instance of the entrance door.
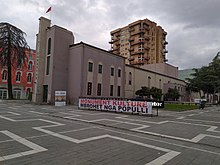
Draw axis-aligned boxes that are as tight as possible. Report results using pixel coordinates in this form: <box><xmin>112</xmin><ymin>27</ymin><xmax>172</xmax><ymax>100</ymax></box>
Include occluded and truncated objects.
<box><xmin>0</xmin><ymin>89</ymin><xmax>7</xmax><ymax>99</ymax></box>
<box><xmin>43</xmin><ymin>85</ymin><xmax>48</xmax><ymax>102</ymax></box>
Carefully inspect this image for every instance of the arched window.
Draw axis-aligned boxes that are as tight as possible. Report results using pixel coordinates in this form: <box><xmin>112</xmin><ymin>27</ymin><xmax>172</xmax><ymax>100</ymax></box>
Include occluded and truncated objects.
<box><xmin>28</xmin><ymin>61</ymin><xmax>33</xmax><ymax>70</ymax></box>
<box><xmin>159</xmin><ymin>79</ymin><xmax>162</xmax><ymax>89</ymax></box>
<box><xmin>2</xmin><ymin>70</ymin><xmax>7</xmax><ymax>81</ymax></box>
<box><xmin>148</xmin><ymin>76</ymin><xmax>151</xmax><ymax>88</ymax></box>
<box><xmin>16</xmin><ymin>72</ymin><xmax>21</xmax><ymax>82</ymax></box>
<box><xmin>118</xmin><ymin>68</ymin><xmax>121</xmax><ymax>77</ymax></box>
<box><xmin>88</xmin><ymin>61</ymin><xmax>93</xmax><ymax>72</ymax></box>
<box><xmin>46</xmin><ymin>38</ymin><xmax>51</xmax><ymax>75</ymax></box>
<box><xmin>17</xmin><ymin>59</ymin><xmax>22</xmax><ymax>69</ymax></box>
<box><xmin>26</xmin><ymin>88</ymin><xmax>31</xmax><ymax>95</ymax></box>
<box><xmin>47</xmin><ymin>38</ymin><xmax>51</xmax><ymax>55</ymax></box>
<box><xmin>26</xmin><ymin>88</ymin><xmax>31</xmax><ymax>99</ymax></box>
<box><xmin>129</xmin><ymin>72</ymin><xmax>132</xmax><ymax>85</ymax></box>
<box><xmin>27</xmin><ymin>73</ymin><xmax>32</xmax><ymax>83</ymax></box>
<box><xmin>110</xmin><ymin>66</ymin><xmax>114</xmax><ymax>76</ymax></box>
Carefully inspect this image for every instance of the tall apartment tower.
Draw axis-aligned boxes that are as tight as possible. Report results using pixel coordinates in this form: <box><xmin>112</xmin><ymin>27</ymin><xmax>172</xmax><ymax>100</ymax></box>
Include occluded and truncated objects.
<box><xmin>109</xmin><ymin>19</ymin><xmax>168</xmax><ymax>65</ymax></box>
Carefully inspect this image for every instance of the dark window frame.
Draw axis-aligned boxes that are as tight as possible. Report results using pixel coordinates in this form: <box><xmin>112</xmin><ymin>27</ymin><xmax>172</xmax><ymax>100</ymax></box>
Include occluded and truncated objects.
<box><xmin>118</xmin><ymin>69</ymin><xmax>121</xmax><ymax>77</ymax></box>
<box><xmin>110</xmin><ymin>85</ymin><xmax>114</xmax><ymax>96</ymax></box>
<box><xmin>98</xmin><ymin>64</ymin><xmax>102</xmax><ymax>74</ymax></box>
<box><xmin>87</xmin><ymin>82</ymin><xmax>92</xmax><ymax>95</ymax></box>
<box><xmin>97</xmin><ymin>83</ymin><xmax>102</xmax><ymax>96</ymax></box>
<box><xmin>110</xmin><ymin>67</ymin><xmax>114</xmax><ymax>76</ymax></box>
<box><xmin>88</xmin><ymin>62</ymin><xmax>93</xmax><ymax>72</ymax></box>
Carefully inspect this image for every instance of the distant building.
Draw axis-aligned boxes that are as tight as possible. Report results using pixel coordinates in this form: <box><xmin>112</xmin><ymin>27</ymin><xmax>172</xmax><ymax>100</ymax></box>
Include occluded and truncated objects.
<box><xmin>0</xmin><ymin>49</ymin><xmax>36</xmax><ymax>99</ymax></box>
<box><xmin>109</xmin><ymin>19</ymin><xmax>168</xmax><ymax>65</ymax></box>
<box><xmin>32</xmin><ymin>17</ymin><xmax>187</xmax><ymax>105</ymax></box>
<box><xmin>178</xmin><ymin>69</ymin><xmax>196</xmax><ymax>81</ymax></box>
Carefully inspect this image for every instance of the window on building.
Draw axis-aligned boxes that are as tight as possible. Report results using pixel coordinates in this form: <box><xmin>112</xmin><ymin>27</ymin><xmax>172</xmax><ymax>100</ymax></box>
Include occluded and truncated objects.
<box><xmin>98</xmin><ymin>64</ymin><xmax>102</xmax><ymax>74</ymax></box>
<box><xmin>26</xmin><ymin>88</ymin><xmax>32</xmax><ymax>99</ymax></box>
<box><xmin>47</xmin><ymin>38</ymin><xmax>51</xmax><ymax>55</ymax></box>
<box><xmin>0</xmin><ymin>89</ymin><xmax>7</xmax><ymax>99</ymax></box>
<box><xmin>2</xmin><ymin>70</ymin><xmax>7</xmax><ymax>81</ymax></box>
<box><xmin>118</xmin><ymin>69</ymin><xmax>121</xmax><ymax>77</ymax></box>
<box><xmin>28</xmin><ymin>61</ymin><xmax>33</xmax><ymax>70</ymax></box>
<box><xmin>87</xmin><ymin>82</ymin><xmax>92</xmax><ymax>95</ymax></box>
<box><xmin>97</xmin><ymin>83</ymin><xmax>102</xmax><ymax>96</ymax></box>
<box><xmin>110</xmin><ymin>67</ymin><xmax>114</xmax><ymax>76</ymax></box>
<box><xmin>46</xmin><ymin>56</ymin><xmax>50</xmax><ymax>75</ymax></box>
<box><xmin>117</xmin><ymin>86</ymin><xmax>121</xmax><ymax>97</ymax></box>
<box><xmin>26</xmin><ymin>88</ymin><xmax>31</xmax><ymax>96</ymax></box>
<box><xmin>110</xmin><ymin>85</ymin><xmax>114</xmax><ymax>96</ymax></box>
<box><xmin>13</xmin><ymin>89</ymin><xmax>21</xmax><ymax>99</ymax></box>
<box><xmin>17</xmin><ymin>59</ymin><xmax>22</xmax><ymax>69</ymax></box>
<box><xmin>29</xmin><ymin>51</ymin><xmax>32</xmax><ymax>58</ymax></box>
<box><xmin>159</xmin><ymin>79</ymin><xmax>162</xmax><ymax>89</ymax></box>
<box><xmin>148</xmin><ymin>76</ymin><xmax>151</xmax><ymax>88</ymax></box>
<box><xmin>16</xmin><ymin>72</ymin><xmax>21</xmax><ymax>82</ymax></box>
<box><xmin>27</xmin><ymin>73</ymin><xmax>32</xmax><ymax>83</ymax></box>
<box><xmin>88</xmin><ymin>62</ymin><xmax>93</xmax><ymax>72</ymax></box>
<box><xmin>129</xmin><ymin>72</ymin><xmax>132</xmax><ymax>85</ymax></box>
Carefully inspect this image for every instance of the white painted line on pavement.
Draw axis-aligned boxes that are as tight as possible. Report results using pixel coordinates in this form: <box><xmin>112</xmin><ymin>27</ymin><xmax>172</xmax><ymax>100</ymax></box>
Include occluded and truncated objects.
<box><xmin>8</xmin><ymin>112</ymin><xmax>20</xmax><ymax>116</ymax></box>
<box><xmin>8</xmin><ymin>107</ymin><xmax>17</xmax><ymax>110</ymax></box>
<box><xmin>29</xmin><ymin>111</ymin><xmax>48</xmax><ymax>115</ymax></box>
<box><xmin>177</xmin><ymin>116</ymin><xmax>185</xmax><ymax>119</ymax></box>
<box><xmin>191</xmin><ymin>134</ymin><xmax>207</xmax><ymax>142</ymax></box>
<box><xmin>59</xmin><ymin>112</ymin><xmax>81</xmax><ymax>117</ymax></box>
<box><xmin>191</xmin><ymin>133</ymin><xmax>220</xmax><ymax>142</ymax></box>
<box><xmin>115</xmin><ymin>116</ymin><xmax>169</xmax><ymax>124</ymax></box>
<box><xmin>99</xmin><ymin>126</ymin><xmax>220</xmax><ymax>156</ymax></box>
<box><xmin>34</xmin><ymin>123</ymin><xmax>181</xmax><ymax>165</ymax></box>
<box><xmin>178</xmin><ymin>118</ymin><xmax>220</xmax><ymax>124</ymax></box>
<box><xmin>0</xmin><ymin>130</ymin><xmax>47</xmax><ymax>161</ymax></box>
<box><xmin>206</xmin><ymin>126</ymin><xmax>218</xmax><ymax>132</ymax></box>
<box><xmin>0</xmin><ymin>115</ymin><xmax>16</xmax><ymax>121</ymax></box>
<box><xmin>145</xmin><ymin>151</ymin><xmax>180</xmax><ymax>165</ymax></box>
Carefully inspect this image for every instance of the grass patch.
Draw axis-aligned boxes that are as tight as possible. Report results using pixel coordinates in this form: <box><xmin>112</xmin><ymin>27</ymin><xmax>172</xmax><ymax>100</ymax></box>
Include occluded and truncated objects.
<box><xmin>164</xmin><ymin>103</ymin><xmax>198</xmax><ymax>111</ymax></box>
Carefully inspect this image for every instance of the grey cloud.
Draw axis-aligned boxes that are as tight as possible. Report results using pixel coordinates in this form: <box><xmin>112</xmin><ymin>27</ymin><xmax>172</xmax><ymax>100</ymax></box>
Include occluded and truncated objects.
<box><xmin>0</xmin><ymin>0</ymin><xmax>219</xmax><ymax>70</ymax></box>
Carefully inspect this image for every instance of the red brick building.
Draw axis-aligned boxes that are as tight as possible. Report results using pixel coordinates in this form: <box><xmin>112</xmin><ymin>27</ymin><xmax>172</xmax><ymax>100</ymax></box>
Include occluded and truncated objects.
<box><xmin>0</xmin><ymin>49</ymin><xmax>36</xmax><ymax>99</ymax></box>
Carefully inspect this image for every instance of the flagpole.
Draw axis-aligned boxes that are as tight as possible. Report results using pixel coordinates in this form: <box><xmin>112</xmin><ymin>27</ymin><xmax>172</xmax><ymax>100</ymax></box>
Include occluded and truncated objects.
<box><xmin>50</xmin><ymin>6</ymin><xmax>52</xmax><ymax>26</ymax></box>
<box><xmin>50</xmin><ymin>8</ymin><xmax>52</xmax><ymax>25</ymax></box>
<box><xmin>46</xmin><ymin>6</ymin><xmax>52</xmax><ymax>25</ymax></box>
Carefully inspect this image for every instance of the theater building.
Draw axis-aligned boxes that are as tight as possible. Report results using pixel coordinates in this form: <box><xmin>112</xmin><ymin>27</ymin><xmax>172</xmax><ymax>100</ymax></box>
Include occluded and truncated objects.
<box><xmin>32</xmin><ymin>17</ymin><xmax>186</xmax><ymax>105</ymax></box>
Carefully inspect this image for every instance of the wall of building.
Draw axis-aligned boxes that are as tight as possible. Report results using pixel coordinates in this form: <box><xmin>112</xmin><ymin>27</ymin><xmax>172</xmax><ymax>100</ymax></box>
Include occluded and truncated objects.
<box><xmin>68</xmin><ymin>44</ymin><xmax>84</xmax><ymax>104</ymax></box>
<box><xmin>68</xmin><ymin>43</ymin><xmax>125</xmax><ymax>104</ymax></box>
<box><xmin>33</xmin><ymin>17</ymin><xmax>51</xmax><ymax>103</ymax></box>
<box><xmin>0</xmin><ymin>49</ymin><xmax>36</xmax><ymax>99</ymax></box>
<box><xmin>43</xmin><ymin>25</ymin><xmax>74</xmax><ymax>104</ymax></box>
<box><xmin>125</xmin><ymin>65</ymin><xmax>186</xmax><ymax>101</ymax></box>
<box><xmin>140</xmin><ymin>63</ymin><xmax>178</xmax><ymax>78</ymax></box>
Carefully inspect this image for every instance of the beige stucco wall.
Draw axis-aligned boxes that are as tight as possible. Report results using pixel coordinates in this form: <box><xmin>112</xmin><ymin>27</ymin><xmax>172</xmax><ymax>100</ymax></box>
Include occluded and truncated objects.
<box><xmin>125</xmin><ymin>65</ymin><xmax>186</xmax><ymax>101</ymax></box>
<box><xmin>140</xmin><ymin>63</ymin><xmax>178</xmax><ymax>78</ymax></box>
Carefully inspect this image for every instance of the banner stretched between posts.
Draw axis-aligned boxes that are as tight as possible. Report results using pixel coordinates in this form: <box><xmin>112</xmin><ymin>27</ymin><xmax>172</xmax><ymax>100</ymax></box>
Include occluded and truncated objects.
<box><xmin>79</xmin><ymin>98</ymin><xmax>152</xmax><ymax>115</ymax></box>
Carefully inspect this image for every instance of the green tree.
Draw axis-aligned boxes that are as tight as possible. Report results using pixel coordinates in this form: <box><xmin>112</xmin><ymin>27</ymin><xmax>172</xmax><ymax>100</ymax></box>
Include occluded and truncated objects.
<box><xmin>135</xmin><ymin>86</ymin><xmax>150</xmax><ymax>98</ymax></box>
<box><xmin>164</xmin><ymin>88</ymin><xmax>180</xmax><ymax>101</ymax></box>
<box><xmin>150</xmin><ymin>87</ymin><xmax>162</xmax><ymax>100</ymax></box>
<box><xmin>187</xmin><ymin>53</ymin><xmax>220</xmax><ymax>102</ymax></box>
<box><xmin>0</xmin><ymin>23</ymin><xmax>29</xmax><ymax>99</ymax></box>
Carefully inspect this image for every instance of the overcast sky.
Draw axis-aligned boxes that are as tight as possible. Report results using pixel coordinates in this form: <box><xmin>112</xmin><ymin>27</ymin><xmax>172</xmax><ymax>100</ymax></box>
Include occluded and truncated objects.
<box><xmin>1</xmin><ymin>0</ymin><xmax>220</xmax><ymax>70</ymax></box>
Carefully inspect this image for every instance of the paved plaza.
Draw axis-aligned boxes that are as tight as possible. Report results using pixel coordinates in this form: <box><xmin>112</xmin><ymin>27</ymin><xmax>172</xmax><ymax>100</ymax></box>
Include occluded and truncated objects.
<box><xmin>0</xmin><ymin>103</ymin><xmax>220</xmax><ymax>164</ymax></box>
